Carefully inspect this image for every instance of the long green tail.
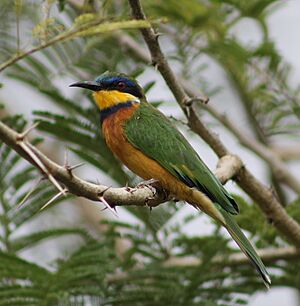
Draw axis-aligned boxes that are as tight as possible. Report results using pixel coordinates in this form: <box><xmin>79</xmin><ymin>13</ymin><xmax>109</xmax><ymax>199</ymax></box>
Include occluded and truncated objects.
<box><xmin>221</xmin><ymin>209</ymin><xmax>271</xmax><ymax>288</ymax></box>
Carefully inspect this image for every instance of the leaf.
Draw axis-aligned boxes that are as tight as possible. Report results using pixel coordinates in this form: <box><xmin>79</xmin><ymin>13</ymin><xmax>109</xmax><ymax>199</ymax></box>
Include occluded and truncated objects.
<box><xmin>10</xmin><ymin>228</ymin><xmax>92</xmax><ymax>252</ymax></box>
<box><xmin>58</xmin><ymin>0</ymin><xmax>66</xmax><ymax>12</ymax></box>
<box><xmin>143</xmin><ymin>80</ymin><xmax>156</xmax><ymax>93</ymax></box>
<box><xmin>0</xmin><ymin>251</ymin><xmax>50</xmax><ymax>281</ymax></box>
<box><xmin>74</xmin><ymin>20</ymin><xmax>151</xmax><ymax>38</ymax></box>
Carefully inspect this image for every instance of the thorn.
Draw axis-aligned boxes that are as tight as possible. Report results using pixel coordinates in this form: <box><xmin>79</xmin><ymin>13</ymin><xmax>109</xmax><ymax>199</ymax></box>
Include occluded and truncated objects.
<box><xmin>184</xmin><ymin>98</ymin><xmax>193</xmax><ymax>107</ymax></box>
<box><xmin>152</xmin><ymin>60</ymin><xmax>159</xmax><ymax>70</ymax></box>
<box><xmin>124</xmin><ymin>182</ymin><xmax>131</xmax><ymax>192</ymax></box>
<box><xmin>97</xmin><ymin>186</ymin><xmax>118</xmax><ymax>216</ymax></box>
<box><xmin>69</xmin><ymin>162</ymin><xmax>85</xmax><ymax>171</ymax></box>
<box><xmin>17</xmin><ymin>177</ymin><xmax>43</xmax><ymax>209</ymax></box>
<box><xmin>153</xmin><ymin>32</ymin><xmax>163</xmax><ymax>41</ymax></box>
<box><xmin>203</xmin><ymin>97</ymin><xmax>209</xmax><ymax>104</ymax></box>
<box><xmin>65</xmin><ymin>162</ymin><xmax>85</xmax><ymax>176</ymax></box>
<box><xmin>63</xmin><ymin>150</ymin><xmax>85</xmax><ymax>176</ymax></box>
<box><xmin>98</xmin><ymin>186</ymin><xmax>112</xmax><ymax>197</ymax></box>
<box><xmin>98</xmin><ymin>196</ymin><xmax>118</xmax><ymax>217</ymax></box>
<box><xmin>17</xmin><ymin>122</ymin><xmax>40</xmax><ymax>140</ymax></box>
<box><xmin>21</xmin><ymin>142</ymin><xmax>66</xmax><ymax>195</ymax></box>
<box><xmin>186</xmin><ymin>105</ymin><xmax>191</xmax><ymax>118</ymax></box>
<box><xmin>48</xmin><ymin>173</ymin><xmax>66</xmax><ymax>195</ymax></box>
<box><xmin>39</xmin><ymin>188</ymin><xmax>67</xmax><ymax>211</ymax></box>
<box><xmin>64</xmin><ymin>149</ymin><xmax>69</xmax><ymax>167</ymax></box>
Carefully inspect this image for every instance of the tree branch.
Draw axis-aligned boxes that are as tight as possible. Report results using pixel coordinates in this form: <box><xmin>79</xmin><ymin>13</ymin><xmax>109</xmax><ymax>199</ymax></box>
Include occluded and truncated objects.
<box><xmin>127</xmin><ymin>0</ymin><xmax>300</xmax><ymax>246</ymax></box>
<box><xmin>0</xmin><ymin>120</ymin><xmax>239</xmax><ymax>211</ymax></box>
<box><xmin>0</xmin><ymin>120</ymin><xmax>166</xmax><ymax>208</ymax></box>
<box><xmin>192</xmin><ymin>91</ymin><xmax>300</xmax><ymax>195</ymax></box>
<box><xmin>271</xmin><ymin>145</ymin><xmax>300</xmax><ymax>161</ymax></box>
<box><xmin>163</xmin><ymin>246</ymin><xmax>300</xmax><ymax>267</ymax></box>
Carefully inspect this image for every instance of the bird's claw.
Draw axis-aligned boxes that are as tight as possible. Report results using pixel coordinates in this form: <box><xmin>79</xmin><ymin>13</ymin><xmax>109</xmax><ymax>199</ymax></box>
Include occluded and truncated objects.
<box><xmin>136</xmin><ymin>178</ymin><xmax>160</xmax><ymax>188</ymax></box>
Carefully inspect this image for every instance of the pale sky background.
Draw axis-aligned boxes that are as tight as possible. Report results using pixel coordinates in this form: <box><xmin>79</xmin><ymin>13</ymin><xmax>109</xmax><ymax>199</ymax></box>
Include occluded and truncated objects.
<box><xmin>1</xmin><ymin>1</ymin><xmax>300</xmax><ymax>305</ymax></box>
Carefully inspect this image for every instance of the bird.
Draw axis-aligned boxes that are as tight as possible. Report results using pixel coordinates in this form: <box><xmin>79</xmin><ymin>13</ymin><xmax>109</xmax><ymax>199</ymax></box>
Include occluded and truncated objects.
<box><xmin>70</xmin><ymin>72</ymin><xmax>271</xmax><ymax>287</ymax></box>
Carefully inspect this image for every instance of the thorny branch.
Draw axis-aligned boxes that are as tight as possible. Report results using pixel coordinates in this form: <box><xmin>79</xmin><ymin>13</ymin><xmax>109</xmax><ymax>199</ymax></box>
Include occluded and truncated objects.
<box><xmin>128</xmin><ymin>0</ymin><xmax>300</xmax><ymax>246</ymax></box>
<box><xmin>0</xmin><ymin>120</ymin><xmax>238</xmax><ymax>211</ymax></box>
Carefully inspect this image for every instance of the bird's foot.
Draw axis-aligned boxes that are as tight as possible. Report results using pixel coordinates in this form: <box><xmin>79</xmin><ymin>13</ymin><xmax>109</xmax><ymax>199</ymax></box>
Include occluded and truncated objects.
<box><xmin>136</xmin><ymin>178</ymin><xmax>160</xmax><ymax>188</ymax></box>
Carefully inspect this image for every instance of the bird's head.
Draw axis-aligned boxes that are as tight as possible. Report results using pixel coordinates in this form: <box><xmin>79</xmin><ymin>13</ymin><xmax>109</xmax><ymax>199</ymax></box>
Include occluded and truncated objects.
<box><xmin>70</xmin><ymin>72</ymin><xmax>144</xmax><ymax>110</ymax></box>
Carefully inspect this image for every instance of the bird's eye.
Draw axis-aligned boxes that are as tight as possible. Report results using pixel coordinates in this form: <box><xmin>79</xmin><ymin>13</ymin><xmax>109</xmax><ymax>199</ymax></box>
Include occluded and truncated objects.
<box><xmin>117</xmin><ymin>81</ymin><xmax>126</xmax><ymax>90</ymax></box>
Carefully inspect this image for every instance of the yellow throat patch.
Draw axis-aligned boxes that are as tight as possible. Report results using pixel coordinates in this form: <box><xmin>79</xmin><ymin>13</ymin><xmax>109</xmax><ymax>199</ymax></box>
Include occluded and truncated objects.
<box><xmin>93</xmin><ymin>90</ymin><xmax>138</xmax><ymax>110</ymax></box>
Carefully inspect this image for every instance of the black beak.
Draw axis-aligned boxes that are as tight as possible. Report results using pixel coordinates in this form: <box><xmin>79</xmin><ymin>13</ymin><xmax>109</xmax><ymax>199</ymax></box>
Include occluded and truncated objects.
<box><xmin>69</xmin><ymin>81</ymin><xmax>102</xmax><ymax>91</ymax></box>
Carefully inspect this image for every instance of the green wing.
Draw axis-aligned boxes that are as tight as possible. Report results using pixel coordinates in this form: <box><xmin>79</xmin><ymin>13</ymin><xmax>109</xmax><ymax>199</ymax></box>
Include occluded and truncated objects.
<box><xmin>124</xmin><ymin>101</ymin><xmax>239</xmax><ymax>215</ymax></box>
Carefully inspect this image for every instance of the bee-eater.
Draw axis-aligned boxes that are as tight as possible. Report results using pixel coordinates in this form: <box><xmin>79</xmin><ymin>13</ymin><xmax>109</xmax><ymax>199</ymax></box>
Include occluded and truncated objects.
<box><xmin>70</xmin><ymin>72</ymin><xmax>271</xmax><ymax>287</ymax></box>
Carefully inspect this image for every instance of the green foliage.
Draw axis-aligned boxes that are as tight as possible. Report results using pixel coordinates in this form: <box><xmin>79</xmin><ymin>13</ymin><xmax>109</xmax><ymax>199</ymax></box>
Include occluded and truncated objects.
<box><xmin>0</xmin><ymin>112</ymin><xmax>271</xmax><ymax>305</ymax></box>
<box><xmin>0</xmin><ymin>128</ymin><xmax>266</xmax><ymax>305</ymax></box>
<box><xmin>1</xmin><ymin>0</ymin><xmax>300</xmax><ymax>305</ymax></box>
